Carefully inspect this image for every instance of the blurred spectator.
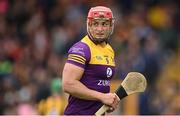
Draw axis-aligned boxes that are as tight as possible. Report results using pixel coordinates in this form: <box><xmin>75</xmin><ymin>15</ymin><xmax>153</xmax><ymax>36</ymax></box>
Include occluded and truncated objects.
<box><xmin>37</xmin><ymin>78</ymin><xmax>66</xmax><ymax>115</ymax></box>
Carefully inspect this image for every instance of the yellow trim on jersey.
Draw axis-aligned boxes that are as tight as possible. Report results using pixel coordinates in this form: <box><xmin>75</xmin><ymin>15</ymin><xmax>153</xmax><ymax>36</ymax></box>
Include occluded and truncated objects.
<box><xmin>68</xmin><ymin>57</ymin><xmax>85</xmax><ymax>64</ymax></box>
<box><xmin>68</xmin><ymin>56</ymin><xmax>85</xmax><ymax>64</ymax></box>
<box><xmin>68</xmin><ymin>54</ymin><xmax>86</xmax><ymax>64</ymax></box>
<box><xmin>69</xmin><ymin>54</ymin><xmax>86</xmax><ymax>61</ymax></box>
<box><xmin>81</xmin><ymin>36</ymin><xmax>115</xmax><ymax>66</ymax></box>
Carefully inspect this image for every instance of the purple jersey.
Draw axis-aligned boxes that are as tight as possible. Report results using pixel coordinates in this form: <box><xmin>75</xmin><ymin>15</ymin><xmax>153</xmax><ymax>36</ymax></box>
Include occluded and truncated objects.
<box><xmin>64</xmin><ymin>35</ymin><xmax>116</xmax><ymax>115</ymax></box>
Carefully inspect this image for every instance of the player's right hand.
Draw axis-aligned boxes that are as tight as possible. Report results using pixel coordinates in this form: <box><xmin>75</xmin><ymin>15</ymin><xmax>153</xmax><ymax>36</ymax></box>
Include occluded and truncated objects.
<box><xmin>100</xmin><ymin>93</ymin><xmax>120</xmax><ymax>111</ymax></box>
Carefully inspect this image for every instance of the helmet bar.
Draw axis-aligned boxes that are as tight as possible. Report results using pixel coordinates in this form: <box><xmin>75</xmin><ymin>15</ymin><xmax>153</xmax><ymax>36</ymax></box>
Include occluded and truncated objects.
<box><xmin>87</xmin><ymin>17</ymin><xmax>114</xmax><ymax>26</ymax></box>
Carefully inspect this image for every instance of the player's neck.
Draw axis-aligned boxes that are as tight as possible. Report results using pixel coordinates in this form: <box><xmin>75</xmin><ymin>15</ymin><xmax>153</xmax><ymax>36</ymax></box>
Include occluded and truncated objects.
<box><xmin>99</xmin><ymin>42</ymin><xmax>107</xmax><ymax>47</ymax></box>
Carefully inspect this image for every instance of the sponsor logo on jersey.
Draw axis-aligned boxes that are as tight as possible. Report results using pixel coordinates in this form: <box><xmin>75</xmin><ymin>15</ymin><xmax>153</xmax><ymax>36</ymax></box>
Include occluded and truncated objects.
<box><xmin>98</xmin><ymin>80</ymin><xmax>110</xmax><ymax>86</ymax></box>
<box><xmin>107</xmin><ymin>67</ymin><xmax>112</xmax><ymax>78</ymax></box>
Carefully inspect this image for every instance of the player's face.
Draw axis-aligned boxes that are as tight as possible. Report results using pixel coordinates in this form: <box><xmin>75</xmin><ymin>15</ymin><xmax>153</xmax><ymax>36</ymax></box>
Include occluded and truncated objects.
<box><xmin>88</xmin><ymin>18</ymin><xmax>112</xmax><ymax>42</ymax></box>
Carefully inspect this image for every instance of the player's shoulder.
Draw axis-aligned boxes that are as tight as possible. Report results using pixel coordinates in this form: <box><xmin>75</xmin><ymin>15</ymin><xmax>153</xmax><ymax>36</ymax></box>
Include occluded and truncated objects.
<box><xmin>71</xmin><ymin>41</ymin><xmax>89</xmax><ymax>50</ymax></box>
<box><xmin>68</xmin><ymin>36</ymin><xmax>90</xmax><ymax>57</ymax></box>
<box><xmin>70</xmin><ymin>38</ymin><xmax>90</xmax><ymax>51</ymax></box>
<box><xmin>67</xmin><ymin>36</ymin><xmax>91</xmax><ymax>66</ymax></box>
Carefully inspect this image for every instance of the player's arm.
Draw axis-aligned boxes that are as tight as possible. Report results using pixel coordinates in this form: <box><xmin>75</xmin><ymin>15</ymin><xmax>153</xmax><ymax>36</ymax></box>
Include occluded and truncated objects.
<box><xmin>62</xmin><ymin>63</ymin><xmax>102</xmax><ymax>100</ymax></box>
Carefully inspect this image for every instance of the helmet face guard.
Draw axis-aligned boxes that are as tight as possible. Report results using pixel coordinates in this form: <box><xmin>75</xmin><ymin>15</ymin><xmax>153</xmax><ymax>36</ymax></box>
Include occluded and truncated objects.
<box><xmin>87</xmin><ymin>6</ymin><xmax>115</xmax><ymax>44</ymax></box>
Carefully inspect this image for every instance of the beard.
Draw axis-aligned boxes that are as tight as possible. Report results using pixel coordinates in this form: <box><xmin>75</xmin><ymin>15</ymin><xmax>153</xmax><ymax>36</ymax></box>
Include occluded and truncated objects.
<box><xmin>92</xmin><ymin>37</ymin><xmax>108</xmax><ymax>44</ymax></box>
<box><xmin>88</xmin><ymin>33</ymin><xmax>108</xmax><ymax>44</ymax></box>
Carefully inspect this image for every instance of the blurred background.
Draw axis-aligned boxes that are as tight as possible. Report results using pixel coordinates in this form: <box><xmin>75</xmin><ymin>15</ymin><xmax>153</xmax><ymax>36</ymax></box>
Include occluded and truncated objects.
<box><xmin>0</xmin><ymin>0</ymin><xmax>180</xmax><ymax>115</ymax></box>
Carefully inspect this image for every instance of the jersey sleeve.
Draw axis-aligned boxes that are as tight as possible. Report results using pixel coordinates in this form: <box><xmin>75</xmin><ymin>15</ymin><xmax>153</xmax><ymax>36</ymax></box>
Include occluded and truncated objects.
<box><xmin>66</xmin><ymin>42</ymin><xmax>90</xmax><ymax>69</ymax></box>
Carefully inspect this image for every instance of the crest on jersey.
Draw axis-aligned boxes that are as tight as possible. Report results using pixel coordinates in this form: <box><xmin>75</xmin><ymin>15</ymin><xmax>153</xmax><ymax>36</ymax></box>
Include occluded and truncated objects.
<box><xmin>106</xmin><ymin>67</ymin><xmax>112</xmax><ymax>78</ymax></box>
<box><xmin>70</xmin><ymin>47</ymin><xmax>85</xmax><ymax>56</ymax></box>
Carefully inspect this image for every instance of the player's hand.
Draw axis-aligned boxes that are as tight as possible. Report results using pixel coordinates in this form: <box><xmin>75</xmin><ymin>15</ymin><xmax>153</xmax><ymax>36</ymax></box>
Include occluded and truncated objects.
<box><xmin>100</xmin><ymin>93</ymin><xmax>120</xmax><ymax>112</ymax></box>
<box><xmin>106</xmin><ymin>94</ymin><xmax>120</xmax><ymax>113</ymax></box>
